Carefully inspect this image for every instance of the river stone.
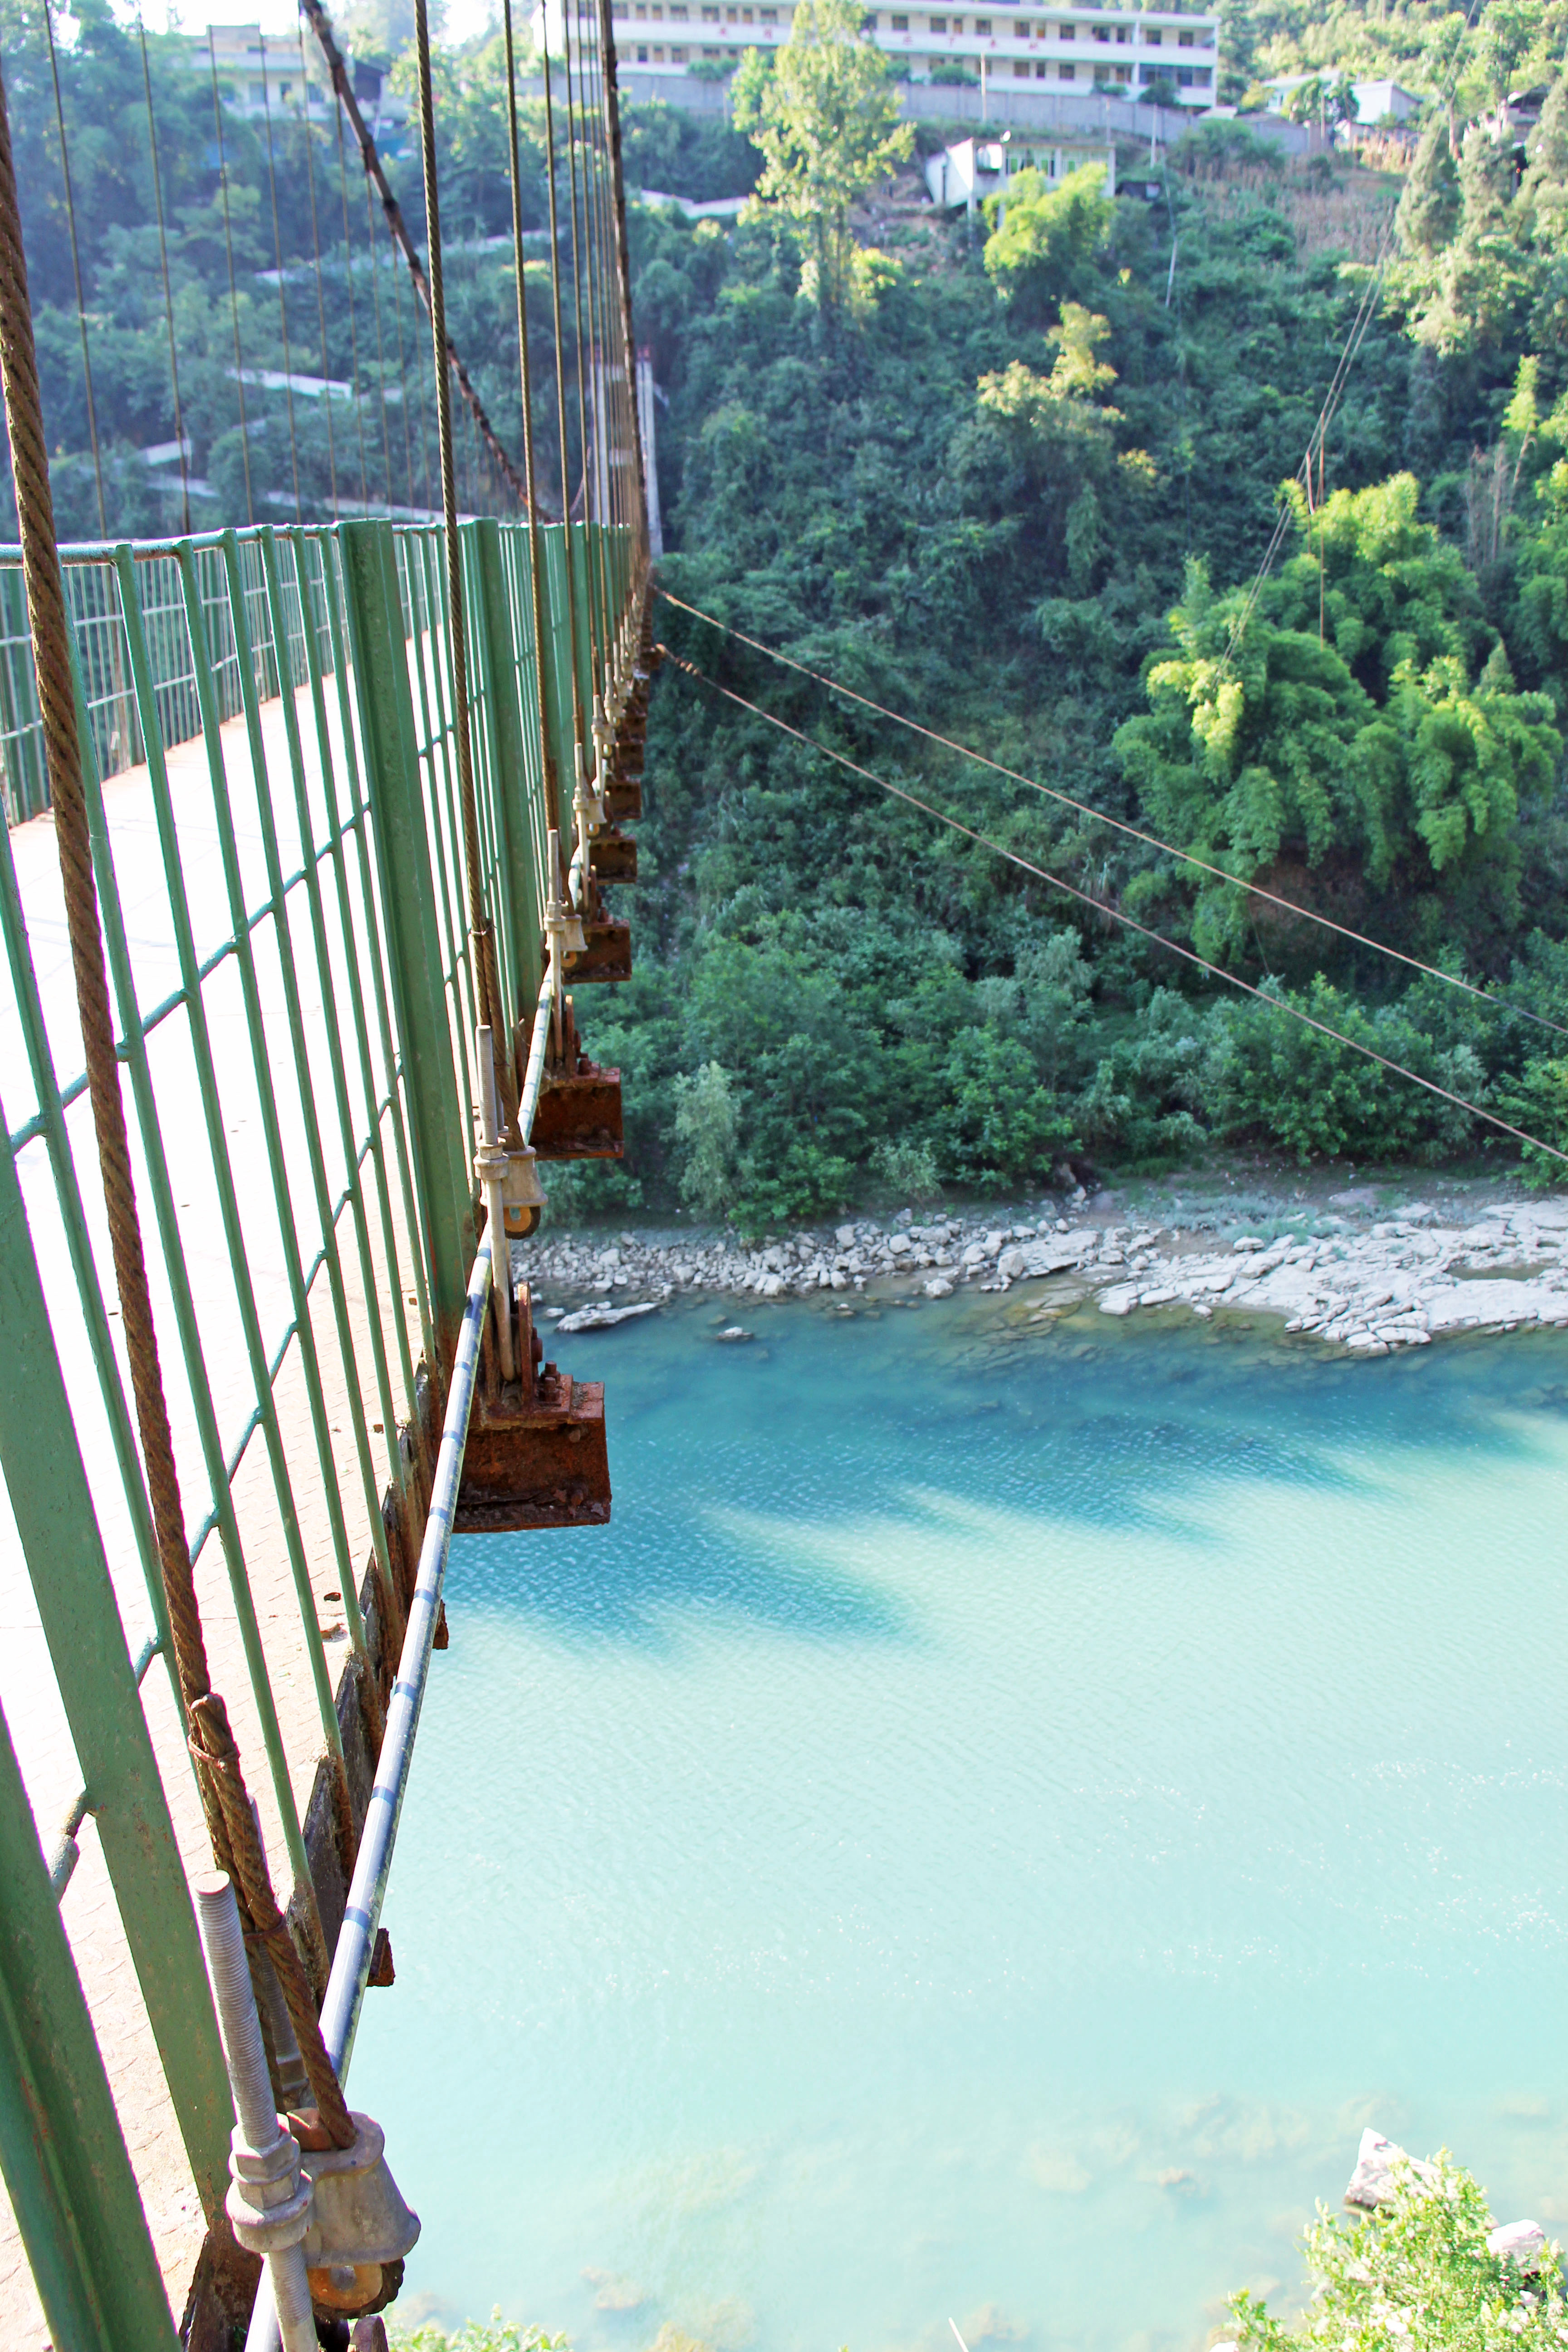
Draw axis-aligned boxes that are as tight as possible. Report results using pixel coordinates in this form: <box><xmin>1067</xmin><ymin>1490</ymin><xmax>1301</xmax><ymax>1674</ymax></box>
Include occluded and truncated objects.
<box><xmin>1343</xmin><ymin>2129</ymin><xmax>1437</xmax><ymax>2210</ymax></box>
<box><xmin>1488</xmin><ymin>2221</ymin><xmax>1548</xmax><ymax>2271</ymax></box>
<box><xmin>924</xmin><ymin>1276</ymin><xmax>954</xmax><ymax>1298</ymax></box>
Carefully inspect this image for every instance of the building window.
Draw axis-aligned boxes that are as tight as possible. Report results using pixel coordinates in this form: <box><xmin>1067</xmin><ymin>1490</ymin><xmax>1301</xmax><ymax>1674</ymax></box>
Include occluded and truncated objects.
<box><xmin>1058</xmin><ymin>18</ymin><xmax>1070</xmax><ymax>31</ymax></box>
<box><xmin>1113</xmin><ymin>61</ymin><xmax>1129</xmax><ymax>78</ymax></box>
<box><xmin>1193</xmin><ymin>64</ymin><xmax>1210</xmax><ymax>82</ymax></box>
<box><xmin>670</xmin><ymin>39</ymin><xmax>687</xmax><ymax>53</ymax></box>
<box><xmin>929</xmin><ymin>15</ymin><xmax>946</xmax><ymax>29</ymax></box>
<box><xmin>1094</xmin><ymin>22</ymin><xmax>1108</xmax><ymax>35</ymax></box>
<box><xmin>1115</xmin><ymin>22</ymin><xmax>1128</xmax><ymax>36</ymax></box>
<box><xmin>702</xmin><ymin>42</ymin><xmax>723</xmax><ymax>53</ymax></box>
<box><xmin>741</xmin><ymin>5</ymin><xmax>754</xmax><ymax>18</ymax></box>
<box><xmin>1176</xmin><ymin>65</ymin><xmax>1191</xmax><ymax>82</ymax></box>
<box><xmin>653</xmin><ymin>42</ymin><xmax>665</xmax><ymax>55</ymax></box>
<box><xmin>974</xmin><ymin>15</ymin><xmax>990</xmax><ymax>28</ymax></box>
<box><xmin>725</xmin><ymin>6</ymin><xmax>737</xmax><ymax>18</ymax></box>
<box><xmin>1057</xmin><ymin>57</ymin><xmax>1073</xmax><ymax>74</ymax></box>
<box><xmin>670</xmin><ymin>5</ymin><xmax>689</xmax><ymax>15</ymax></box>
<box><xmin>1143</xmin><ymin>24</ymin><xmax>1160</xmax><ymax>40</ymax></box>
<box><xmin>1013</xmin><ymin>55</ymin><xmax>1029</xmax><ymax>72</ymax></box>
<box><xmin>1035</xmin><ymin>58</ymin><xmax>1045</xmax><ymax>73</ymax></box>
<box><xmin>892</xmin><ymin>11</ymin><xmax>908</xmax><ymax>24</ymax></box>
<box><xmin>759</xmin><ymin>6</ymin><xmax>776</xmax><ymax>16</ymax></box>
<box><xmin>1178</xmin><ymin>28</ymin><xmax>1193</xmax><ymax>43</ymax></box>
<box><xmin>636</xmin><ymin>43</ymin><xmax>648</xmax><ymax>57</ymax></box>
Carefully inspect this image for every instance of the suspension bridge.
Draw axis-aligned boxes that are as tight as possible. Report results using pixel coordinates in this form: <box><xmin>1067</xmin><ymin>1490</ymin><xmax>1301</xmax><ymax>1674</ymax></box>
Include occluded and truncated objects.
<box><xmin>0</xmin><ymin>0</ymin><xmax>652</xmax><ymax>2340</ymax></box>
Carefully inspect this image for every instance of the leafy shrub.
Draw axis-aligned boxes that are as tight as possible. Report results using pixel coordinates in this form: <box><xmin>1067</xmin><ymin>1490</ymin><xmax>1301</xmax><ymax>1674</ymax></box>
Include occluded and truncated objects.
<box><xmin>674</xmin><ymin>1061</ymin><xmax>742</xmax><ymax>1219</ymax></box>
<box><xmin>1210</xmin><ymin>977</ymin><xmax>1485</xmax><ymax>1163</ymax></box>
<box><xmin>1228</xmin><ymin>2152</ymin><xmax>1565</xmax><ymax>2352</ymax></box>
<box><xmin>390</xmin><ymin>2318</ymin><xmax>569</xmax><ymax>2352</ymax></box>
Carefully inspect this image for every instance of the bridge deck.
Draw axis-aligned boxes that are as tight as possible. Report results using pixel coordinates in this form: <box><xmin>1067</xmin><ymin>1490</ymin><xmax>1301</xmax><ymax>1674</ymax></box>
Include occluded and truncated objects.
<box><xmin>0</xmin><ymin>679</ymin><xmax>430</xmax><ymax>2345</ymax></box>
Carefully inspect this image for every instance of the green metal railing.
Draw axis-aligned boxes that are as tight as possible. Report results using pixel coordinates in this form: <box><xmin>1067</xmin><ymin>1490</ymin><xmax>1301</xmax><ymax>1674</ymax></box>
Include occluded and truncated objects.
<box><xmin>0</xmin><ymin>513</ymin><xmax>638</xmax><ymax>2349</ymax></box>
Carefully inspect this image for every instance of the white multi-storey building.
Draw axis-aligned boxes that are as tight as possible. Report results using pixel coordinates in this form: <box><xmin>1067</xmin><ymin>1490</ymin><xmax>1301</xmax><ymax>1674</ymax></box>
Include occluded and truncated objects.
<box><xmin>188</xmin><ymin>22</ymin><xmax>406</xmax><ymax>135</ymax></box>
<box><xmin>571</xmin><ymin>0</ymin><xmax>1217</xmax><ymax>104</ymax></box>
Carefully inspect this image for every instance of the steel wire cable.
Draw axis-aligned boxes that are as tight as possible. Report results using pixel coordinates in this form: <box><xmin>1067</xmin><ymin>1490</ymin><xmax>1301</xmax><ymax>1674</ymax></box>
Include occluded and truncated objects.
<box><xmin>298</xmin><ymin>24</ymin><xmax>341</xmax><ymax>520</ymax></box>
<box><xmin>562</xmin><ymin>2</ymin><xmax>605</xmax><ymax>687</ymax></box>
<box><xmin>259</xmin><ymin>32</ymin><xmax>304</xmax><ymax>524</ymax></box>
<box><xmin>1215</xmin><ymin>0</ymin><xmax>1486</xmax><ymax>676</ymax></box>
<box><xmin>299</xmin><ymin>0</ymin><xmax>532</xmax><ymax>509</ymax></box>
<box><xmin>362</xmin><ymin>172</ymin><xmax>399</xmax><ymax>512</ymax></box>
<box><xmin>664</xmin><ymin>645</ymin><xmax>1568</xmax><ymax>1170</ymax></box>
<box><xmin>332</xmin><ymin>92</ymin><xmax>372</xmax><ymax>512</ymax></box>
<box><xmin>0</xmin><ymin>46</ymin><xmax>356</xmax><ymax>2138</ymax></box>
<box><xmin>208</xmin><ymin>30</ymin><xmax>255</xmax><ymax>527</ymax></box>
<box><xmin>539</xmin><ymin>33</ymin><xmax>593</xmax><ymax>778</ymax></box>
<box><xmin>656</xmin><ymin>588</ymin><xmax>1568</xmax><ymax>1046</ymax></box>
<box><xmin>42</xmin><ymin>0</ymin><xmax>104</xmax><ymax>535</ymax></box>
<box><xmin>137</xmin><ymin>12</ymin><xmax>189</xmax><ymax>534</ymax></box>
<box><xmin>504</xmin><ymin>0</ymin><xmax>564</xmax><ymax>825</ymax></box>
<box><xmin>413</xmin><ymin>0</ymin><xmax>506</xmax><ymax>1073</ymax></box>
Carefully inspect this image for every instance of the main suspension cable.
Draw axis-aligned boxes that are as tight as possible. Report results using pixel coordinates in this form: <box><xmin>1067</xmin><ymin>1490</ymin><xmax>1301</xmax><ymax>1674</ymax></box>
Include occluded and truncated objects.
<box><xmin>657</xmin><ymin>588</ymin><xmax>1568</xmax><ymax>1045</ymax></box>
<box><xmin>300</xmin><ymin>0</ymin><xmax>532</xmax><ymax>511</ymax></box>
<box><xmin>665</xmin><ymin>647</ymin><xmax>1568</xmax><ymax>1170</ymax></box>
<box><xmin>413</xmin><ymin>0</ymin><xmax>508</xmax><ymax>1098</ymax></box>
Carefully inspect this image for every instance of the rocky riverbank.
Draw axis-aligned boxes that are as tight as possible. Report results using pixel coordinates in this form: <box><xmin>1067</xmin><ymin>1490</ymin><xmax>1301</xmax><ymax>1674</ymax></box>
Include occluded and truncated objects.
<box><xmin>522</xmin><ymin>1174</ymin><xmax>1568</xmax><ymax>1357</ymax></box>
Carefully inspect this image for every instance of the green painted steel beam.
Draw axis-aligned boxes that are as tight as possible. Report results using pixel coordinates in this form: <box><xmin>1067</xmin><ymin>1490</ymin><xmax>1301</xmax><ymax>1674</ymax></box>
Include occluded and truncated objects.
<box><xmin>0</xmin><ymin>1107</ymin><xmax>232</xmax><ymax>2223</ymax></box>
<box><xmin>471</xmin><ymin>519</ymin><xmax>544</xmax><ymax>1031</ymax></box>
<box><xmin>339</xmin><ymin>520</ymin><xmax>475</xmax><ymax>1366</ymax></box>
<box><xmin>0</xmin><ymin>1685</ymin><xmax>181</xmax><ymax>2352</ymax></box>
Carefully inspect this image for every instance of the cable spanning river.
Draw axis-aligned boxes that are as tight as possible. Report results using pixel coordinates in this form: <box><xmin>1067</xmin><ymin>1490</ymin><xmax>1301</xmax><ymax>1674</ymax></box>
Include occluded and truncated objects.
<box><xmin>357</xmin><ymin>1298</ymin><xmax>1568</xmax><ymax>2352</ymax></box>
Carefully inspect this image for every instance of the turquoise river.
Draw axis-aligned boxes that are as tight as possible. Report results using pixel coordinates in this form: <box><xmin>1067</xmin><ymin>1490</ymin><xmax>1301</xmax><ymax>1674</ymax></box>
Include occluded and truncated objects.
<box><xmin>356</xmin><ymin>1295</ymin><xmax>1568</xmax><ymax>2352</ymax></box>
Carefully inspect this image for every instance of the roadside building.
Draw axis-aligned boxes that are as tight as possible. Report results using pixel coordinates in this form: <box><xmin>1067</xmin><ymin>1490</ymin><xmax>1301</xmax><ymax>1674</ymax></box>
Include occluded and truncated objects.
<box><xmin>541</xmin><ymin>0</ymin><xmax>1219</xmax><ymax>104</ymax></box>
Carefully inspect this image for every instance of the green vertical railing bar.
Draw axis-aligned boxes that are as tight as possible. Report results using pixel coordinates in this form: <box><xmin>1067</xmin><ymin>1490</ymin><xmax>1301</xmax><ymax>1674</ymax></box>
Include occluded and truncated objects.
<box><xmin>0</xmin><ymin>811</ymin><xmax>173</xmax><ymax>1696</ymax></box>
<box><xmin>470</xmin><ymin>519</ymin><xmax>542</xmax><ymax>1033</ymax></box>
<box><xmin>339</xmin><ymin>521</ymin><xmax>474</xmax><ymax>1362</ymax></box>
<box><xmin>314</xmin><ymin>534</ymin><xmax>438</xmax><ymax>1387</ymax></box>
<box><xmin>0</xmin><ymin>1699</ymin><xmax>180</xmax><ymax>2352</ymax></box>
<box><xmin>115</xmin><ymin>545</ymin><xmax>364</xmax><ymax>1792</ymax></box>
<box><xmin>70</xmin><ymin>623</ymin><xmax>319</xmax><ymax>1918</ymax></box>
<box><xmin>0</xmin><ymin>1097</ymin><xmax>231</xmax><ymax>2229</ymax></box>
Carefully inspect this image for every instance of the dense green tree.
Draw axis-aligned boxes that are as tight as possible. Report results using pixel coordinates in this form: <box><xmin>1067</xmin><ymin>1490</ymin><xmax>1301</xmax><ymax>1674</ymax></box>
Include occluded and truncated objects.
<box><xmin>730</xmin><ymin>0</ymin><xmax>911</xmax><ymax>312</ymax></box>
<box><xmin>981</xmin><ymin>159</ymin><xmax>1114</xmax><ymax>318</ymax></box>
<box><xmin>1397</xmin><ymin>119</ymin><xmax>1461</xmax><ymax>260</ymax></box>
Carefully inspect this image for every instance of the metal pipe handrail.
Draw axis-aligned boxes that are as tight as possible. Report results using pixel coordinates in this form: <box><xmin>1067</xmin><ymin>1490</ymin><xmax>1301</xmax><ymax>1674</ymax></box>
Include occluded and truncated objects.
<box><xmin>243</xmin><ymin>1229</ymin><xmax>493</xmax><ymax>2352</ymax></box>
<box><xmin>518</xmin><ymin>959</ymin><xmax>557</xmax><ymax>1142</ymax></box>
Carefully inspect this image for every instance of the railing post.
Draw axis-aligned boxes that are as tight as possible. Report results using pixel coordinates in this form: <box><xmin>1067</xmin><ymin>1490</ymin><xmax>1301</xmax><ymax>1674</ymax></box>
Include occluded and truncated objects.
<box><xmin>0</xmin><ymin>1686</ymin><xmax>180</xmax><ymax>2352</ymax></box>
<box><xmin>0</xmin><ymin>1110</ymin><xmax>232</xmax><ymax>2224</ymax></box>
<box><xmin>470</xmin><ymin>519</ymin><xmax>544</xmax><ymax>1021</ymax></box>
<box><xmin>338</xmin><ymin>519</ymin><xmax>475</xmax><ymax>1369</ymax></box>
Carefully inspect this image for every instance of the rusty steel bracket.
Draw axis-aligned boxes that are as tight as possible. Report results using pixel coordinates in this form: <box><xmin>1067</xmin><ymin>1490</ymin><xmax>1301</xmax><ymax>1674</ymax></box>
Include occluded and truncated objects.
<box><xmin>454</xmin><ymin>1283</ymin><xmax>612</xmax><ymax>1533</ymax></box>
<box><xmin>544</xmin><ymin>883</ymin><xmax>631</xmax><ymax>985</ymax></box>
<box><xmin>523</xmin><ymin>993</ymin><xmax>623</xmax><ymax>1161</ymax></box>
<box><xmin>589</xmin><ymin>828</ymin><xmax>637</xmax><ymax>885</ymax></box>
<box><xmin>603</xmin><ymin>771</ymin><xmax>642</xmax><ymax>824</ymax></box>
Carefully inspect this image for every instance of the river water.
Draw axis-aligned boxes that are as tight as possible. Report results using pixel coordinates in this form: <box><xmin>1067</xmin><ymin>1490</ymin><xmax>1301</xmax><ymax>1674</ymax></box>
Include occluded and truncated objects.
<box><xmin>357</xmin><ymin>1297</ymin><xmax>1568</xmax><ymax>2352</ymax></box>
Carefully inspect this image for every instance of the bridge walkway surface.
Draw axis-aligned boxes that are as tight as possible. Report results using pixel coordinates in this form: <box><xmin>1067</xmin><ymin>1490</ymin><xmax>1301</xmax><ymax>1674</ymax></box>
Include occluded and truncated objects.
<box><xmin>0</xmin><ymin>507</ymin><xmax>647</xmax><ymax>2348</ymax></box>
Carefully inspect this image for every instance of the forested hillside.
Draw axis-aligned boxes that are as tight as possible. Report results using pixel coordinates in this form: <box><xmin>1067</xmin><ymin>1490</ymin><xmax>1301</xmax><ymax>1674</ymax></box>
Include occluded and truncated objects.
<box><xmin>4</xmin><ymin>0</ymin><xmax>1568</xmax><ymax>1222</ymax></box>
<box><xmin>601</xmin><ymin>3</ymin><xmax>1568</xmax><ymax>1228</ymax></box>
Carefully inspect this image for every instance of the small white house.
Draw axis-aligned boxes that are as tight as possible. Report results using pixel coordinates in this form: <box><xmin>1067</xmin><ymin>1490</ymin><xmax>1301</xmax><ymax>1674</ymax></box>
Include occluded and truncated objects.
<box><xmin>1263</xmin><ymin>72</ymin><xmax>1421</xmax><ymax>125</ymax></box>
<box><xmin>925</xmin><ymin>136</ymin><xmax>1116</xmax><ymax>213</ymax></box>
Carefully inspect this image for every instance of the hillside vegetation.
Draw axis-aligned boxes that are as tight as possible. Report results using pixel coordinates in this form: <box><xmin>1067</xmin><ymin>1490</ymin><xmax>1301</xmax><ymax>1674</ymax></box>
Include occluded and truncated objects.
<box><xmin>597</xmin><ymin>0</ymin><xmax>1568</xmax><ymax>1228</ymax></box>
<box><xmin>4</xmin><ymin>0</ymin><xmax>1568</xmax><ymax>1222</ymax></box>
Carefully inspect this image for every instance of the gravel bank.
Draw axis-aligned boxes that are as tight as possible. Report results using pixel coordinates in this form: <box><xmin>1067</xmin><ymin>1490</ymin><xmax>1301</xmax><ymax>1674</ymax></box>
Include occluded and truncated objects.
<box><xmin>518</xmin><ymin>1179</ymin><xmax>1568</xmax><ymax>1356</ymax></box>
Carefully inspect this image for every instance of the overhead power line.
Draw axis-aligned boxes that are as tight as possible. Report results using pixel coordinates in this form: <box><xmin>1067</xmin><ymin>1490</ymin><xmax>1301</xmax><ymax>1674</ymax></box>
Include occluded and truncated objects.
<box><xmin>657</xmin><ymin>589</ymin><xmax>1568</xmax><ymax>1045</ymax></box>
<box><xmin>662</xmin><ymin>642</ymin><xmax>1568</xmax><ymax>1171</ymax></box>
